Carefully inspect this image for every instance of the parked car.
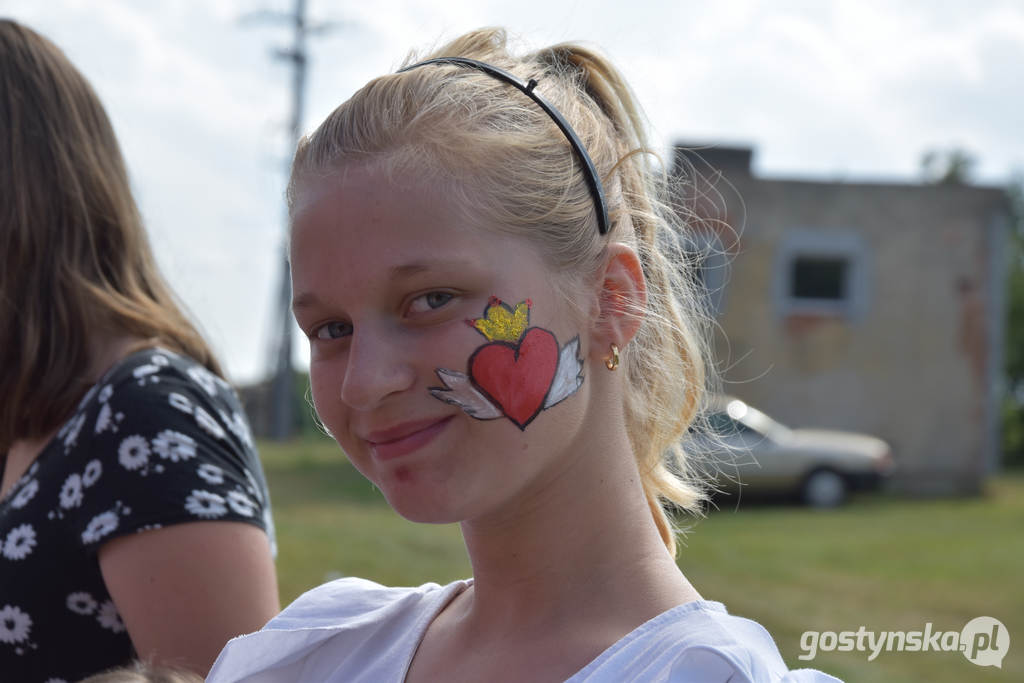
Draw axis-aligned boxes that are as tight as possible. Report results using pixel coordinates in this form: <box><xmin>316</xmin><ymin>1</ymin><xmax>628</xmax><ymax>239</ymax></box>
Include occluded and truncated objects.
<box><xmin>690</xmin><ymin>396</ymin><xmax>894</xmax><ymax>507</ymax></box>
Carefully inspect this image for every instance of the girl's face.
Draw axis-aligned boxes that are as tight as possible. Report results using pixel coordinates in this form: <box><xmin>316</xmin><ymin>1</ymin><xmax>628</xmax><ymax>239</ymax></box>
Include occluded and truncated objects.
<box><xmin>290</xmin><ymin>164</ymin><xmax>595</xmax><ymax>523</ymax></box>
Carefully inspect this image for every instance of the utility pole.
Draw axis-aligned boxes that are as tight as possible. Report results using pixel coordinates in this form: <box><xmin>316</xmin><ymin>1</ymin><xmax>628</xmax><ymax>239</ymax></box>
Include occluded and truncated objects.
<box><xmin>244</xmin><ymin>0</ymin><xmax>334</xmax><ymax>440</ymax></box>
<box><xmin>268</xmin><ymin>0</ymin><xmax>306</xmax><ymax>441</ymax></box>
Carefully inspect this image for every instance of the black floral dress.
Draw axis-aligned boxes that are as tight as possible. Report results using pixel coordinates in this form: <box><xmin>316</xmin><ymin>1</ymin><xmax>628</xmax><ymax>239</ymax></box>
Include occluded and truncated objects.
<box><xmin>0</xmin><ymin>348</ymin><xmax>275</xmax><ymax>683</ymax></box>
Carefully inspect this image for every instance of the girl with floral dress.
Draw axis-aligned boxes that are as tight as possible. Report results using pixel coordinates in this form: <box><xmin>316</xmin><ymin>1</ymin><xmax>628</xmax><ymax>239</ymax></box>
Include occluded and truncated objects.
<box><xmin>0</xmin><ymin>19</ymin><xmax>279</xmax><ymax>682</ymax></box>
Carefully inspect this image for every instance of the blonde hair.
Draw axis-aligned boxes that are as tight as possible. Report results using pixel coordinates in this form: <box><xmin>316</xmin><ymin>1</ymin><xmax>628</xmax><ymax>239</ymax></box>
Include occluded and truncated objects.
<box><xmin>289</xmin><ymin>28</ymin><xmax>715</xmax><ymax>555</ymax></box>
<box><xmin>0</xmin><ymin>20</ymin><xmax>222</xmax><ymax>451</ymax></box>
<box><xmin>78</xmin><ymin>661</ymin><xmax>203</xmax><ymax>683</ymax></box>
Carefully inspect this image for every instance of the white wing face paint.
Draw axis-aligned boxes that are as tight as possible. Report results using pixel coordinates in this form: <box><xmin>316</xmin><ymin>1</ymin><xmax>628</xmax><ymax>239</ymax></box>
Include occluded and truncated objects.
<box><xmin>543</xmin><ymin>336</ymin><xmax>583</xmax><ymax>409</ymax></box>
<box><xmin>429</xmin><ymin>369</ymin><xmax>503</xmax><ymax>420</ymax></box>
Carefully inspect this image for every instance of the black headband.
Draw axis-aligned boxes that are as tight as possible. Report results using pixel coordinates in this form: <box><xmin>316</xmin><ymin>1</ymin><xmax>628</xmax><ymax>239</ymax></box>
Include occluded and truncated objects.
<box><xmin>398</xmin><ymin>56</ymin><xmax>610</xmax><ymax>235</ymax></box>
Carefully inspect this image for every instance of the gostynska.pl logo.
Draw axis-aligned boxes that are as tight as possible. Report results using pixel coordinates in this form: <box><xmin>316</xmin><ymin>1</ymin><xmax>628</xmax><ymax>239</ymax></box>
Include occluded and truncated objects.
<box><xmin>798</xmin><ymin>616</ymin><xmax>1009</xmax><ymax>668</ymax></box>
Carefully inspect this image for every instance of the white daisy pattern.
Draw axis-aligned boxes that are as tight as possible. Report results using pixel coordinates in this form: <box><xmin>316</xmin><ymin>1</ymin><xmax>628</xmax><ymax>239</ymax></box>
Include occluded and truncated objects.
<box><xmin>117</xmin><ymin>434</ymin><xmax>151</xmax><ymax>471</ymax></box>
<box><xmin>196</xmin><ymin>463</ymin><xmax>224</xmax><ymax>485</ymax></box>
<box><xmin>59</xmin><ymin>474</ymin><xmax>84</xmax><ymax>509</ymax></box>
<box><xmin>66</xmin><ymin>592</ymin><xmax>97</xmax><ymax>615</ymax></box>
<box><xmin>194</xmin><ymin>406</ymin><xmax>226</xmax><ymax>439</ymax></box>
<box><xmin>133</xmin><ymin>363</ymin><xmax>160</xmax><ymax>380</ymax></box>
<box><xmin>94</xmin><ymin>402</ymin><xmax>113</xmax><ymax>433</ymax></box>
<box><xmin>0</xmin><ymin>604</ymin><xmax>32</xmax><ymax>644</ymax></box>
<box><xmin>96</xmin><ymin>600</ymin><xmax>126</xmax><ymax>633</ymax></box>
<box><xmin>185</xmin><ymin>490</ymin><xmax>227</xmax><ymax>519</ymax></box>
<box><xmin>187</xmin><ymin>365</ymin><xmax>218</xmax><ymax>396</ymax></box>
<box><xmin>152</xmin><ymin>348</ymin><xmax>178</xmax><ymax>364</ymax></box>
<box><xmin>226</xmin><ymin>490</ymin><xmax>257</xmax><ymax>517</ymax></box>
<box><xmin>152</xmin><ymin>429</ymin><xmax>197</xmax><ymax>463</ymax></box>
<box><xmin>0</xmin><ymin>349</ymin><xmax>273</xmax><ymax>673</ymax></box>
<box><xmin>219</xmin><ymin>409</ymin><xmax>254</xmax><ymax>449</ymax></box>
<box><xmin>81</xmin><ymin>510</ymin><xmax>119</xmax><ymax>544</ymax></box>
<box><xmin>2</xmin><ymin>524</ymin><xmax>37</xmax><ymax>561</ymax></box>
<box><xmin>61</xmin><ymin>412</ymin><xmax>87</xmax><ymax>451</ymax></box>
<box><xmin>82</xmin><ymin>459</ymin><xmax>102</xmax><ymax>487</ymax></box>
<box><xmin>10</xmin><ymin>478</ymin><xmax>38</xmax><ymax>508</ymax></box>
<box><xmin>94</xmin><ymin>402</ymin><xmax>124</xmax><ymax>434</ymax></box>
<box><xmin>168</xmin><ymin>392</ymin><xmax>193</xmax><ymax>414</ymax></box>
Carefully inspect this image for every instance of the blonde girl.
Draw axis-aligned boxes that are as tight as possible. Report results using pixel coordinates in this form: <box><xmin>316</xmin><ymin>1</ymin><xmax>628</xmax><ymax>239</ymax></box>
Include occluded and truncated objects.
<box><xmin>210</xmin><ymin>28</ymin><xmax>838</xmax><ymax>683</ymax></box>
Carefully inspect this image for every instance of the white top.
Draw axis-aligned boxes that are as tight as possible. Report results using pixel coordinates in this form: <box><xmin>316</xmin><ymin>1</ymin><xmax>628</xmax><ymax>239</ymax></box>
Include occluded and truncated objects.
<box><xmin>208</xmin><ymin>578</ymin><xmax>841</xmax><ymax>682</ymax></box>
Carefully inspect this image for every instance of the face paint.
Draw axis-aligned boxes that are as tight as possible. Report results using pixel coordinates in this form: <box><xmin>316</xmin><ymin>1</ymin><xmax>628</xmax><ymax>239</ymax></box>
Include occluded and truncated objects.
<box><xmin>429</xmin><ymin>297</ymin><xmax>584</xmax><ymax>430</ymax></box>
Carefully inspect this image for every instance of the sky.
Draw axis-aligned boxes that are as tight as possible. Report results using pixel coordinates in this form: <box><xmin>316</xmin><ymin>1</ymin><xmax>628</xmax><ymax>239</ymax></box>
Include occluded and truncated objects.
<box><xmin>6</xmin><ymin>0</ymin><xmax>1024</xmax><ymax>384</ymax></box>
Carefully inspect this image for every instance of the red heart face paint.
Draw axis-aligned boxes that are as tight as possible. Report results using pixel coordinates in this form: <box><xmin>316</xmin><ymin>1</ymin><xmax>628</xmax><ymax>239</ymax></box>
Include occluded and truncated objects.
<box><xmin>429</xmin><ymin>297</ymin><xmax>584</xmax><ymax>430</ymax></box>
<box><xmin>470</xmin><ymin>327</ymin><xmax>559</xmax><ymax>428</ymax></box>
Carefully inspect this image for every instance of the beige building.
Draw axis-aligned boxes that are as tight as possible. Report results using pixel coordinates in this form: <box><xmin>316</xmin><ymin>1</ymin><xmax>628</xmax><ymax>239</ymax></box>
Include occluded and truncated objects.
<box><xmin>674</xmin><ymin>145</ymin><xmax>1010</xmax><ymax>495</ymax></box>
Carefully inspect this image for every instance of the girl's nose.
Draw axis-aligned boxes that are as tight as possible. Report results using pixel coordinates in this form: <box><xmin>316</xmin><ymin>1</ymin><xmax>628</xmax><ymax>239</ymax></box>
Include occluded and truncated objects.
<box><xmin>339</xmin><ymin>328</ymin><xmax>417</xmax><ymax>410</ymax></box>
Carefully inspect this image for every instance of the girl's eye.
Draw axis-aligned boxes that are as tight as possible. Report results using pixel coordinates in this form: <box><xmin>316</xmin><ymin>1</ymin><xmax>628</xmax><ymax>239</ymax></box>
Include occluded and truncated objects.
<box><xmin>314</xmin><ymin>321</ymin><xmax>352</xmax><ymax>340</ymax></box>
<box><xmin>408</xmin><ymin>291</ymin><xmax>454</xmax><ymax>314</ymax></box>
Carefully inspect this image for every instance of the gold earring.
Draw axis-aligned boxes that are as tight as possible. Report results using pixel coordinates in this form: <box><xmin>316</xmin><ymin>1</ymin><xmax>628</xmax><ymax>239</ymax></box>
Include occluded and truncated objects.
<box><xmin>604</xmin><ymin>343</ymin><xmax>620</xmax><ymax>371</ymax></box>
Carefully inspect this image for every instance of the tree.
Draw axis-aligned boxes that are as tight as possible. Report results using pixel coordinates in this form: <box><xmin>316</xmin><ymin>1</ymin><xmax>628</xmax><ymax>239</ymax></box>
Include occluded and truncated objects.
<box><xmin>921</xmin><ymin>148</ymin><xmax>976</xmax><ymax>185</ymax></box>
<box><xmin>1004</xmin><ymin>176</ymin><xmax>1024</xmax><ymax>467</ymax></box>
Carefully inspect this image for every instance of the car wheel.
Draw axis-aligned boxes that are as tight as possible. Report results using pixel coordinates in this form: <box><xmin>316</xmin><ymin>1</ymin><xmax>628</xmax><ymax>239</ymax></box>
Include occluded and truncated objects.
<box><xmin>801</xmin><ymin>469</ymin><xmax>847</xmax><ymax>508</ymax></box>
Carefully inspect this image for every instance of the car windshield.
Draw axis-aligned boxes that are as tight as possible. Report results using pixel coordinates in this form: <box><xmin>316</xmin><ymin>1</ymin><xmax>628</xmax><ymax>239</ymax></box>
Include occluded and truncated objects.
<box><xmin>724</xmin><ymin>399</ymin><xmax>792</xmax><ymax>441</ymax></box>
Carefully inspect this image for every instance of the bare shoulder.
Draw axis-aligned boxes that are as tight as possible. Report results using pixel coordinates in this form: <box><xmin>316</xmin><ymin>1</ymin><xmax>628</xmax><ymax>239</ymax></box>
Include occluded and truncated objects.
<box><xmin>99</xmin><ymin>521</ymin><xmax>279</xmax><ymax>676</ymax></box>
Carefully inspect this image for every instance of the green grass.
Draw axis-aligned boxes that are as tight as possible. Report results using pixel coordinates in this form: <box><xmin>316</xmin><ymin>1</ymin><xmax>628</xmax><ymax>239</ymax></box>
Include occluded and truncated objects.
<box><xmin>260</xmin><ymin>436</ymin><xmax>470</xmax><ymax>602</ymax></box>
<box><xmin>259</xmin><ymin>437</ymin><xmax>1023</xmax><ymax>682</ymax></box>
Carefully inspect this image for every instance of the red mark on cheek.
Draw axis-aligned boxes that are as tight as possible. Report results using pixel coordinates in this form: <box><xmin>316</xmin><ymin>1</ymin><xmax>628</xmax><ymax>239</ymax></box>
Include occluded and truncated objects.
<box><xmin>393</xmin><ymin>466</ymin><xmax>412</xmax><ymax>483</ymax></box>
<box><xmin>469</xmin><ymin>328</ymin><xmax>559</xmax><ymax>429</ymax></box>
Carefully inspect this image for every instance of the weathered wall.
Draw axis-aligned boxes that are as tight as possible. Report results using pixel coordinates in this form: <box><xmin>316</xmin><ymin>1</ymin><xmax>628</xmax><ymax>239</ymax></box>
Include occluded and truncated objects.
<box><xmin>679</xmin><ymin>150</ymin><xmax>1008</xmax><ymax>495</ymax></box>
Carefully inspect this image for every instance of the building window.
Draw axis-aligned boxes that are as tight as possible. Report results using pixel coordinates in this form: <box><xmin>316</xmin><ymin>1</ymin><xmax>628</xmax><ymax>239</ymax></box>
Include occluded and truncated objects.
<box><xmin>791</xmin><ymin>256</ymin><xmax>848</xmax><ymax>300</ymax></box>
<box><xmin>775</xmin><ymin>231</ymin><xmax>869</xmax><ymax>318</ymax></box>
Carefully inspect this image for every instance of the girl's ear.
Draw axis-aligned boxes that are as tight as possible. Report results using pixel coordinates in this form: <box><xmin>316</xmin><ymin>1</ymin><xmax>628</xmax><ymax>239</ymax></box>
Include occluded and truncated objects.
<box><xmin>591</xmin><ymin>243</ymin><xmax>646</xmax><ymax>354</ymax></box>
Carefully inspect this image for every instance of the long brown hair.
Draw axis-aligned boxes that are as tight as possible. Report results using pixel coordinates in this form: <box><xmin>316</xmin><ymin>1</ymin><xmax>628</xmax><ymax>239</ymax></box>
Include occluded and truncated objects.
<box><xmin>0</xmin><ymin>20</ymin><xmax>222</xmax><ymax>452</ymax></box>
